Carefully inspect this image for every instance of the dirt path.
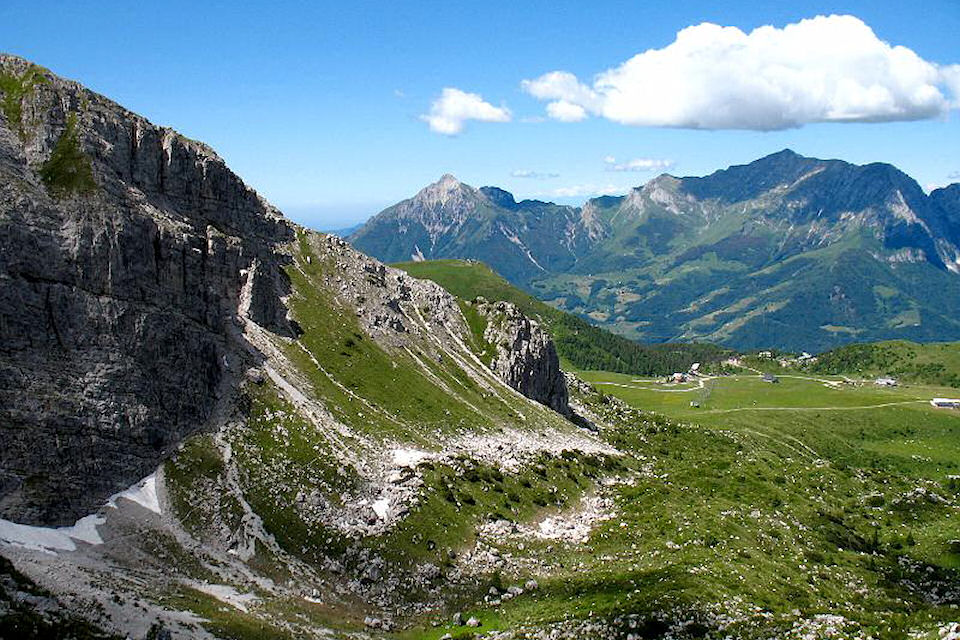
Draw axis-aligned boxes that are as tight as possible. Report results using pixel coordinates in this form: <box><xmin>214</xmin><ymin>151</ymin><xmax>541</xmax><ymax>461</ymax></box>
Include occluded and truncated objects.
<box><xmin>699</xmin><ymin>400</ymin><xmax>928</xmax><ymax>414</ymax></box>
<box><xmin>594</xmin><ymin>379</ymin><xmax>708</xmax><ymax>393</ymax></box>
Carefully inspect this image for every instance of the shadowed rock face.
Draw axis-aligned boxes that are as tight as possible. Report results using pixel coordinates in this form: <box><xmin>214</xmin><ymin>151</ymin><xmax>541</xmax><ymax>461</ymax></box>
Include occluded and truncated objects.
<box><xmin>0</xmin><ymin>55</ymin><xmax>295</xmax><ymax>525</ymax></box>
<box><xmin>477</xmin><ymin>300</ymin><xmax>571</xmax><ymax>417</ymax></box>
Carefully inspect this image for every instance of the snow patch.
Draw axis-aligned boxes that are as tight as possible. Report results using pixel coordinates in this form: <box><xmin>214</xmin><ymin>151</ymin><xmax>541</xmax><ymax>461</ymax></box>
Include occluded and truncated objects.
<box><xmin>107</xmin><ymin>474</ymin><xmax>161</xmax><ymax>514</ymax></box>
<box><xmin>371</xmin><ymin>498</ymin><xmax>391</xmax><ymax>520</ymax></box>
<box><xmin>192</xmin><ymin>583</ymin><xmax>258</xmax><ymax>613</ymax></box>
<box><xmin>0</xmin><ymin>514</ymin><xmax>105</xmax><ymax>553</ymax></box>
<box><xmin>0</xmin><ymin>472</ymin><xmax>160</xmax><ymax>554</ymax></box>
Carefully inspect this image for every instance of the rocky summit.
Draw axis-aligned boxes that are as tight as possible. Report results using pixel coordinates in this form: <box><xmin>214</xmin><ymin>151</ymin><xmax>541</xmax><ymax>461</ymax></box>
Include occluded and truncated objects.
<box><xmin>352</xmin><ymin>150</ymin><xmax>960</xmax><ymax>351</ymax></box>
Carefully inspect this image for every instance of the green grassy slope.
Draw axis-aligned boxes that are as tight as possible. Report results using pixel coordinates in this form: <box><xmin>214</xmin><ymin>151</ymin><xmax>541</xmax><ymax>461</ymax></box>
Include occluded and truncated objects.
<box><xmin>809</xmin><ymin>340</ymin><xmax>960</xmax><ymax>387</ymax></box>
<box><xmin>393</xmin><ymin>259</ymin><xmax>730</xmax><ymax>376</ymax></box>
<box><xmin>541</xmin><ymin>369</ymin><xmax>960</xmax><ymax>639</ymax></box>
<box><xmin>149</xmin><ymin>237</ymin><xmax>960</xmax><ymax>638</ymax></box>
<box><xmin>532</xmin><ymin>227</ymin><xmax>960</xmax><ymax>353</ymax></box>
<box><xmin>158</xmin><ymin>231</ymin><xmax>618</xmax><ymax>637</ymax></box>
<box><xmin>106</xmin><ymin>235</ymin><xmax>960</xmax><ymax>639</ymax></box>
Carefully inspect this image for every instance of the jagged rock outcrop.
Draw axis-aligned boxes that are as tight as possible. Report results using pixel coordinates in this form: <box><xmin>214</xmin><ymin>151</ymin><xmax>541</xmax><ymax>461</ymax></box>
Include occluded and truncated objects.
<box><xmin>0</xmin><ymin>54</ymin><xmax>295</xmax><ymax>525</ymax></box>
<box><xmin>476</xmin><ymin>300</ymin><xmax>571</xmax><ymax>417</ymax></box>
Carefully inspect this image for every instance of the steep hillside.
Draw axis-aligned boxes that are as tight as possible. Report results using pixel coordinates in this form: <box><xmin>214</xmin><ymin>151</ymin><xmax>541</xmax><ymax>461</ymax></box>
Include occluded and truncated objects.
<box><xmin>0</xmin><ymin>54</ymin><xmax>615</xmax><ymax>639</ymax></box>
<box><xmin>353</xmin><ymin>151</ymin><xmax>960</xmax><ymax>352</ymax></box>
<box><xmin>808</xmin><ymin>340</ymin><xmax>960</xmax><ymax>387</ymax></box>
<box><xmin>394</xmin><ymin>259</ymin><xmax>730</xmax><ymax>375</ymax></box>
<box><xmin>0</xmin><ymin>55</ymin><xmax>295</xmax><ymax>525</ymax></box>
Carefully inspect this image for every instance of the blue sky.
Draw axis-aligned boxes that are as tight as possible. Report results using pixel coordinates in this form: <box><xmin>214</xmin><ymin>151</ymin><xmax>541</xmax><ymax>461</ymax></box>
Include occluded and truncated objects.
<box><xmin>2</xmin><ymin>0</ymin><xmax>959</xmax><ymax>228</ymax></box>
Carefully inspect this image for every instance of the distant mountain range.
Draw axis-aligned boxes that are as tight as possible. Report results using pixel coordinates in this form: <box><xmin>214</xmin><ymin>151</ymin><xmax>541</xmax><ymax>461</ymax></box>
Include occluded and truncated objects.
<box><xmin>351</xmin><ymin>151</ymin><xmax>960</xmax><ymax>351</ymax></box>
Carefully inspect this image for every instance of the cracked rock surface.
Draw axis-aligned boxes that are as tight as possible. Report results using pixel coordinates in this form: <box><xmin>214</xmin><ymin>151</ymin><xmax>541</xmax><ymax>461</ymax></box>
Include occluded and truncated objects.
<box><xmin>476</xmin><ymin>300</ymin><xmax>571</xmax><ymax>417</ymax></box>
<box><xmin>0</xmin><ymin>54</ymin><xmax>295</xmax><ymax>525</ymax></box>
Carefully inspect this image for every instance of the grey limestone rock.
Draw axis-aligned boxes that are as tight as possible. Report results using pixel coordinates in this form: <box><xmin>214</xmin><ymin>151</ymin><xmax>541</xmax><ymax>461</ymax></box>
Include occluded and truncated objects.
<box><xmin>0</xmin><ymin>54</ymin><xmax>295</xmax><ymax>525</ymax></box>
<box><xmin>475</xmin><ymin>299</ymin><xmax>571</xmax><ymax>417</ymax></box>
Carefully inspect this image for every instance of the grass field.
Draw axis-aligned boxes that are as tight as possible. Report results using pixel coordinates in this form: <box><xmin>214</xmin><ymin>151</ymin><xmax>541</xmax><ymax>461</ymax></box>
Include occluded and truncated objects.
<box><xmin>578</xmin><ymin>370</ymin><xmax>949</xmax><ymax>419</ymax></box>
<box><xmin>579</xmin><ymin>369</ymin><xmax>960</xmax><ymax>486</ymax></box>
<box><xmin>384</xmin><ymin>260</ymin><xmax>960</xmax><ymax>639</ymax></box>
<box><xmin>162</xmin><ymin>250</ymin><xmax>960</xmax><ymax>639</ymax></box>
<box><xmin>579</xmin><ymin>368</ymin><xmax>960</xmax><ymax>564</ymax></box>
<box><xmin>393</xmin><ymin>369</ymin><xmax>960</xmax><ymax>639</ymax></box>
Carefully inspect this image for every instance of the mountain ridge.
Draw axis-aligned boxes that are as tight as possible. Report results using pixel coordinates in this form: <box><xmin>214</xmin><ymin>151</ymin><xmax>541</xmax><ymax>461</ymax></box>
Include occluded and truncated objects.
<box><xmin>352</xmin><ymin>151</ymin><xmax>960</xmax><ymax>351</ymax></box>
<box><xmin>1</xmin><ymin>53</ymin><xmax>623</xmax><ymax>638</ymax></box>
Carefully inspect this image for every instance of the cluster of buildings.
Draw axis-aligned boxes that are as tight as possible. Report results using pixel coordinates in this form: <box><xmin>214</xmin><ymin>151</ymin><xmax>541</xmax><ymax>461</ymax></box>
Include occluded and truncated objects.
<box><xmin>667</xmin><ymin>362</ymin><xmax>702</xmax><ymax>384</ymax></box>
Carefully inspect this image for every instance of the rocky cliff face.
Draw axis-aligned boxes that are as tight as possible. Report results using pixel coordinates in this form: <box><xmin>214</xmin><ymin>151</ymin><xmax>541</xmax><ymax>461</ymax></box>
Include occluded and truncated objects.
<box><xmin>476</xmin><ymin>300</ymin><xmax>570</xmax><ymax>417</ymax></box>
<box><xmin>0</xmin><ymin>55</ymin><xmax>582</xmax><ymax>527</ymax></box>
<box><xmin>0</xmin><ymin>55</ymin><xmax>295</xmax><ymax>525</ymax></box>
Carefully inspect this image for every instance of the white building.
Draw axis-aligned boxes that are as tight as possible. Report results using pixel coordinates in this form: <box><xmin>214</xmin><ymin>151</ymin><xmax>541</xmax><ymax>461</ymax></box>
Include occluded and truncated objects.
<box><xmin>875</xmin><ymin>377</ymin><xmax>898</xmax><ymax>387</ymax></box>
<box><xmin>930</xmin><ymin>398</ymin><xmax>960</xmax><ymax>408</ymax></box>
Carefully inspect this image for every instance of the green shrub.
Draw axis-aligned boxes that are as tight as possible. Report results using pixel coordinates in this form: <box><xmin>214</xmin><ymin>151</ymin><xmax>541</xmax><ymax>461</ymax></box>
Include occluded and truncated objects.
<box><xmin>40</xmin><ymin>113</ymin><xmax>96</xmax><ymax>196</ymax></box>
<box><xmin>0</xmin><ymin>64</ymin><xmax>47</xmax><ymax>136</ymax></box>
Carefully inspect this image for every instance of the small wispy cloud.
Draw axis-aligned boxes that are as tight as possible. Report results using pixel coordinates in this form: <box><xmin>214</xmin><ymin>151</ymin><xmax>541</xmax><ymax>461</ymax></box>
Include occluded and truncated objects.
<box><xmin>421</xmin><ymin>88</ymin><xmax>511</xmax><ymax>135</ymax></box>
<box><xmin>540</xmin><ymin>183</ymin><xmax>629</xmax><ymax>198</ymax></box>
<box><xmin>511</xmin><ymin>169</ymin><xmax>560</xmax><ymax>180</ymax></box>
<box><xmin>604</xmin><ymin>156</ymin><xmax>674</xmax><ymax>172</ymax></box>
<box><xmin>948</xmin><ymin>171</ymin><xmax>960</xmax><ymax>180</ymax></box>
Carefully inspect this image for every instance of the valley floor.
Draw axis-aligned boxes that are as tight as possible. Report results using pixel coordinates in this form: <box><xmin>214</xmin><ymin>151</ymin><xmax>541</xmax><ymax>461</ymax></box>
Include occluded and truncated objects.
<box><xmin>2</xmin><ymin>365</ymin><xmax>960</xmax><ymax>640</ymax></box>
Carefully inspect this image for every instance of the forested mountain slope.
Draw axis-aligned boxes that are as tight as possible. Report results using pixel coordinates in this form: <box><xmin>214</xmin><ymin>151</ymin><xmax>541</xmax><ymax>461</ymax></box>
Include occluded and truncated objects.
<box><xmin>353</xmin><ymin>152</ymin><xmax>960</xmax><ymax>352</ymax></box>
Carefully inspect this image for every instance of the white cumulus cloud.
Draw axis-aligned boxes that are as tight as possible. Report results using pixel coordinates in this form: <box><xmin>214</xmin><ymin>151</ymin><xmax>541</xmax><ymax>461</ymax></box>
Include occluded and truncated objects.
<box><xmin>422</xmin><ymin>88</ymin><xmax>511</xmax><ymax>135</ymax></box>
<box><xmin>604</xmin><ymin>157</ymin><xmax>674</xmax><ymax>172</ymax></box>
<box><xmin>546</xmin><ymin>100</ymin><xmax>589</xmax><ymax>122</ymax></box>
<box><xmin>521</xmin><ymin>15</ymin><xmax>960</xmax><ymax>130</ymax></box>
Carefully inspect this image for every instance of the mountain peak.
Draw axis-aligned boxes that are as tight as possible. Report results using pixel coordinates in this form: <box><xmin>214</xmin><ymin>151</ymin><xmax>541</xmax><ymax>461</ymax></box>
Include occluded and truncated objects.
<box><xmin>436</xmin><ymin>173</ymin><xmax>462</xmax><ymax>189</ymax></box>
<box><xmin>411</xmin><ymin>173</ymin><xmax>476</xmax><ymax>208</ymax></box>
<box><xmin>681</xmin><ymin>149</ymin><xmax>825</xmax><ymax>202</ymax></box>
<box><xmin>768</xmin><ymin>148</ymin><xmax>801</xmax><ymax>159</ymax></box>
